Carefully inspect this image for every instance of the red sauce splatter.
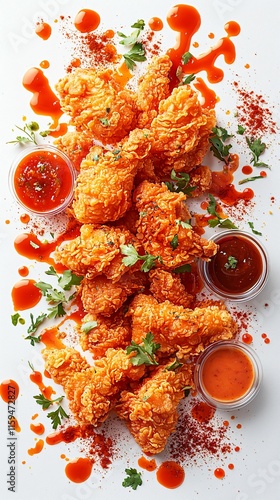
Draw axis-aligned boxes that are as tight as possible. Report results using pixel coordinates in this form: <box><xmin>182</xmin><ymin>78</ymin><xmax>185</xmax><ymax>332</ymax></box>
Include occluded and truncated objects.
<box><xmin>242</xmin><ymin>165</ymin><xmax>253</xmax><ymax>175</ymax></box>
<box><xmin>228</xmin><ymin>463</ymin><xmax>235</xmax><ymax>470</ymax></box>
<box><xmin>138</xmin><ymin>456</ymin><xmax>157</xmax><ymax>471</ymax></box>
<box><xmin>48</xmin><ymin>123</ymin><xmax>68</xmax><ymax>138</ymax></box>
<box><xmin>40</xmin><ymin>60</ymin><xmax>50</xmax><ymax>69</ymax></box>
<box><xmin>0</xmin><ymin>380</ymin><xmax>19</xmax><ymax>403</ymax></box>
<box><xmin>28</xmin><ymin>439</ymin><xmax>44</xmax><ymax>456</ymax></box>
<box><xmin>214</xmin><ymin>467</ymin><xmax>225</xmax><ymax>479</ymax></box>
<box><xmin>11</xmin><ymin>279</ymin><xmax>42</xmax><ymax>310</ymax></box>
<box><xmin>35</xmin><ymin>22</ymin><xmax>52</xmax><ymax>40</ymax></box>
<box><xmin>20</xmin><ymin>213</ymin><xmax>30</xmax><ymax>224</ymax></box>
<box><xmin>29</xmin><ymin>371</ymin><xmax>55</xmax><ymax>401</ymax></box>
<box><xmin>22</xmin><ymin>68</ymin><xmax>63</xmax><ymax>127</ymax></box>
<box><xmin>18</xmin><ymin>266</ymin><xmax>29</xmax><ymax>277</ymax></box>
<box><xmin>235</xmin><ymin>446</ymin><xmax>240</xmax><ymax>452</ymax></box>
<box><xmin>236</xmin><ymin>423</ymin><xmax>242</xmax><ymax>429</ymax></box>
<box><xmin>30</xmin><ymin>423</ymin><xmax>45</xmax><ymax>435</ymax></box>
<box><xmin>65</xmin><ymin>457</ymin><xmax>94</xmax><ymax>483</ymax></box>
<box><xmin>74</xmin><ymin>9</ymin><xmax>100</xmax><ymax>33</ymax></box>
<box><xmin>191</xmin><ymin>401</ymin><xmax>215</xmax><ymax>423</ymax></box>
<box><xmin>194</xmin><ymin>77</ymin><xmax>217</xmax><ymax>109</ymax></box>
<box><xmin>156</xmin><ymin>461</ymin><xmax>185</xmax><ymax>489</ymax></box>
<box><xmin>41</xmin><ymin>327</ymin><xmax>66</xmax><ymax>349</ymax></box>
<box><xmin>242</xmin><ymin>333</ymin><xmax>253</xmax><ymax>345</ymax></box>
<box><xmin>148</xmin><ymin>17</ymin><xmax>163</xmax><ymax>31</ymax></box>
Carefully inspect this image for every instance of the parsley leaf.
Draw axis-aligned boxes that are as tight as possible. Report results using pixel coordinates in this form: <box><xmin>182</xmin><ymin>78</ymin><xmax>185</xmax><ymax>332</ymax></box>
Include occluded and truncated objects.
<box><xmin>207</xmin><ymin>194</ymin><xmax>237</xmax><ymax>229</ymax></box>
<box><xmin>209</xmin><ymin>126</ymin><xmax>233</xmax><ymax>164</ymax></box>
<box><xmin>11</xmin><ymin>313</ymin><xmax>25</xmax><ymax>326</ymax></box>
<box><xmin>248</xmin><ymin>221</ymin><xmax>262</xmax><ymax>236</ymax></box>
<box><xmin>118</xmin><ymin>19</ymin><xmax>145</xmax><ymax>46</ymax></box>
<box><xmin>34</xmin><ymin>394</ymin><xmax>69</xmax><ymax>429</ymax></box>
<box><xmin>165</xmin><ymin>169</ymin><xmax>196</xmax><ymax>196</ymax></box>
<box><xmin>126</xmin><ymin>332</ymin><xmax>160</xmax><ymax>366</ymax></box>
<box><xmin>182</xmin><ymin>51</ymin><xmax>193</xmax><ymax>64</ymax></box>
<box><xmin>118</xmin><ymin>20</ymin><xmax>146</xmax><ymax>70</ymax></box>
<box><xmin>120</xmin><ymin>244</ymin><xmax>160</xmax><ymax>272</ymax></box>
<box><xmin>7</xmin><ymin>122</ymin><xmax>39</xmax><ymax>145</ymax></box>
<box><xmin>172</xmin><ymin>263</ymin><xmax>192</xmax><ymax>274</ymax></box>
<box><xmin>81</xmin><ymin>320</ymin><xmax>98</xmax><ymax>334</ymax></box>
<box><xmin>170</xmin><ymin>234</ymin><xmax>179</xmax><ymax>250</ymax></box>
<box><xmin>238</xmin><ymin>175</ymin><xmax>264</xmax><ymax>185</ymax></box>
<box><xmin>165</xmin><ymin>358</ymin><xmax>183</xmax><ymax>371</ymax></box>
<box><xmin>237</xmin><ymin>124</ymin><xmax>246</xmax><ymax>135</ymax></box>
<box><xmin>246</xmin><ymin>137</ymin><xmax>270</xmax><ymax>168</ymax></box>
<box><xmin>27</xmin><ymin>312</ymin><xmax>47</xmax><ymax>334</ymax></box>
<box><xmin>224</xmin><ymin>256</ymin><xmax>238</xmax><ymax>269</ymax></box>
<box><xmin>122</xmin><ymin>468</ymin><xmax>142</xmax><ymax>490</ymax></box>
<box><xmin>25</xmin><ymin>334</ymin><xmax>42</xmax><ymax>346</ymax></box>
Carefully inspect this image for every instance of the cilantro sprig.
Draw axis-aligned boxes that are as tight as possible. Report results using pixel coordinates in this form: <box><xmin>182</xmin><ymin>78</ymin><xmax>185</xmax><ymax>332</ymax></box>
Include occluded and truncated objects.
<box><xmin>209</xmin><ymin>126</ymin><xmax>233</xmax><ymax>164</ymax></box>
<box><xmin>118</xmin><ymin>20</ymin><xmax>146</xmax><ymax>70</ymax></box>
<box><xmin>224</xmin><ymin>256</ymin><xmax>238</xmax><ymax>269</ymax></box>
<box><xmin>7</xmin><ymin>121</ymin><xmax>50</xmax><ymax>145</ymax></box>
<box><xmin>34</xmin><ymin>394</ymin><xmax>69</xmax><ymax>429</ymax></box>
<box><xmin>165</xmin><ymin>169</ymin><xmax>197</xmax><ymax>197</ymax></box>
<box><xmin>246</xmin><ymin>137</ymin><xmax>270</xmax><ymax>168</ymax></box>
<box><xmin>122</xmin><ymin>468</ymin><xmax>142</xmax><ymax>490</ymax></box>
<box><xmin>207</xmin><ymin>194</ymin><xmax>237</xmax><ymax>229</ymax></box>
<box><xmin>120</xmin><ymin>244</ymin><xmax>160</xmax><ymax>272</ymax></box>
<box><xmin>126</xmin><ymin>332</ymin><xmax>160</xmax><ymax>366</ymax></box>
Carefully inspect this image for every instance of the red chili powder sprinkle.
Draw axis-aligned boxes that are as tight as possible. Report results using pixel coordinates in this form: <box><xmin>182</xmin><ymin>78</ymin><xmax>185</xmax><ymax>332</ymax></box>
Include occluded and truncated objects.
<box><xmin>168</xmin><ymin>403</ymin><xmax>233</xmax><ymax>464</ymax></box>
<box><xmin>233</xmin><ymin>81</ymin><xmax>277</xmax><ymax>137</ymax></box>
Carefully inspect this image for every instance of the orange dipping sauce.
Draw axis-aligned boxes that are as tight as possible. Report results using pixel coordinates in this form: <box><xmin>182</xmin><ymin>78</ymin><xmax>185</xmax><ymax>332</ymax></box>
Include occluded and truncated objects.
<box><xmin>194</xmin><ymin>341</ymin><xmax>262</xmax><ymax>409</ymax></box>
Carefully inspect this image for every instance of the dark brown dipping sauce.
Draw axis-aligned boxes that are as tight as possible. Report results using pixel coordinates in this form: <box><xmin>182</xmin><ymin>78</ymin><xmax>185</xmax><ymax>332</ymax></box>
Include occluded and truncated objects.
<box><xmin>208</xmin><ymin>235</ymin><xmax>263</xmax><ymax>293</ymax></box>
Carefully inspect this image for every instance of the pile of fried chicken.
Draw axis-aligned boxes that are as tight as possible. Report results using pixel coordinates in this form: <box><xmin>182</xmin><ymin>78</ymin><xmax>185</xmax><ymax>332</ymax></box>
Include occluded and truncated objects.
<box><xmin>42</xmin><ymin>55</ymin><xmax>238</xmax><ymax>455</ymax></box>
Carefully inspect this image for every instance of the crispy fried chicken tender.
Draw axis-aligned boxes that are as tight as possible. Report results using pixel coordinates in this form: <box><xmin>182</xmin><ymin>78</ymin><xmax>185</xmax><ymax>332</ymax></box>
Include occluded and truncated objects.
<box><xmin>78</xmin><ymin>309</ymin><xmax>131</xmax><ymax>358</ymax></box>
<box><xmin>149</xmin><ymin>85</ymin><xmax>216</xmax><ymax>176</ymax></box>
<box><xmin>72</xmin><ymin>129</ymin><xmax>151</xmax><ymax>224</ymax></box>
<box><xmin>134</xmin><ymin>180</ymin><xmax>217</xmax><ymax>268</ymax></box>
<box><xmin>42</xmin><ymin>347</ymin><xmax>146</xmax><ymax>426</ymax></box>
<box><xmin>80</xmin><ymin>272</ymin><xmax>146</xmax><ymax>316</ymax></box>
<box><xmin>53</xmin><ymin>224</ymin><xmax>141</xmax><ymax>281</ymax></box>
<box><xmin>149</xmin><ymin>269</ymin><xmax>194</xmax><ymax>308</ymax></box>
<box><xmin>128</xmin><ymin>294</ymin><xmax>238</xmax><ymax>358</ymax></box>
<box><xmin>55</xmin><ymin>67</ymin><xmax>137</xmax><ymax>144</ymax></box>
<box><xmin>136</xmin><ymin>55</ymin><xmax>172</xmax><ymax>128</ymax></box>
<box><xmin>116</xmin><ymin>362</ymin><xmax>193</xmax><ymax>454</ymax></box>
<box><xmin>54</xmin><ymin>130</ymin><xmax>93</xmax><ymax>171</ymax></box>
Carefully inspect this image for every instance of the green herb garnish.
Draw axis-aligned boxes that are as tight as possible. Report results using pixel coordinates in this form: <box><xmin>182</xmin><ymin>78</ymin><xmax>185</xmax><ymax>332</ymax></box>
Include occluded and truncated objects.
<box><xmin>207</xmin><ymin>194</ymin><xmax>237</xmax><ymax>229</ymax></box>
<box><xmin>246</xmin><ymin>137</ymin><xmax>270</xmax><ymax>168</ymax></box>
<box><xmin>224</xmin><ymin>255</ymin><xmax>238</xmax><ymax>269</ymax></box>
<box><xmin>122</xmin><ymin>468</ymin><xmax>143</xmax><ymax>490</ymax></box>
<box><xmin>120</xmin><ymin>244</ymin><xmax>160</xmax><ymax>272</ymax></box>
<box><xmin>126</xmin><ymin>332</ymin><xmax>160</xmax><ymax>366</ymax></box>
<box><xmin>209</xmin><ymin>126</ymin><xmax>233</xmax><ymax>164</ymax></box>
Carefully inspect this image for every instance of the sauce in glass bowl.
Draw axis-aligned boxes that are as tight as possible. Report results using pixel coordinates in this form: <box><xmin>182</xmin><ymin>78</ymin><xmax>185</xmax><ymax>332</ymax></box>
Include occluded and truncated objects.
<box><xmin>198</xmin><ymin>230</ymin><xmax>268</xmax><ymax>301</ymax></box>
<box><xmin>9</xmin><ymin>145</ymin><xmax>76</xmax><ymax>216</ymax></box>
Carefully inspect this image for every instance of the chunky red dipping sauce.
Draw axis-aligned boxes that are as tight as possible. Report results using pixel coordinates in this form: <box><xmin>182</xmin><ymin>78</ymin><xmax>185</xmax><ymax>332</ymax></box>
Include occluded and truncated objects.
<box><xmin>208</xmin><ymin>234</ymin><xmax>263</xmax><ymax>294</ymax></box>
<box><xmin>12</xmin><ymin>147</ymin><xmax>75</xmax><ymax>214</ymax></box>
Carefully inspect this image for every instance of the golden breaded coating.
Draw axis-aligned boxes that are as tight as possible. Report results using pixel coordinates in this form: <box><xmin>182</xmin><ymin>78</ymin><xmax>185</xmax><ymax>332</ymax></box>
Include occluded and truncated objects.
<box><xmin>116</xmin><ymin>362</ymin><xmax>193</xmax><ymax>454</ymax></box>
<box><xmin>80</xmin><ymin>271</ymin><xmax>146</xmax><ymax>316</ymax></box>
<box><xmin>54</xmin><ymin>130</ymin><xmax>93</xmax><ymax>171</ymax></box>
<box><xmin>43</xmin><ymin>347</ymin><xmax>146</xmax><ymax>426</ymax></box>
<box><xmin>188</xmin><ymin>165</ymin><xmax>212</xmax><ymax>197</ymax></box>
<box><xmin>72</xmin><ymin>129</ymin><xmax>151</xmax><ymax>224</ymax></box>
<box><xmin>53</xmin><ymin>223</ymin><xmax>141</xmax><ymax>281</ymax></box>
<box><xmin>42</xmin><ymin>347</ymin><xmax>90</xmax><ymax>386</ymax></box>
<box><xmin>149</xmin><ymin>268</ymin><xmax>194</xmax><ymax>308</ymax></box>
<box><xmin>78</xmin><ymin>309</ymin><xmax>131</xmax><ymax>358</ymax></box>
<box><xmin>128</xmin><ymin>294</ymin><xmax>238</xmax><ymax>358</ymax></box>
<box><xmin>136</xmin><ymin>55</ymin><xmax>172</xmax><ymax>128</ymax></box>
<box><xmin>134</xmin><ymin>180</ymin><xmax>217</xmax><ymax>268</ymax></box>
<box><xmin>55</xmin><ymin>67</ymin><xmax>137</xmax><ymax>144</ymax></box>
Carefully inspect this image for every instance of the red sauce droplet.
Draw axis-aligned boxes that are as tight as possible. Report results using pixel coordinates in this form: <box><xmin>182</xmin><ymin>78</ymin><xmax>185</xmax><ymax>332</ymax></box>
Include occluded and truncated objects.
<box><xmin>22</xmin><ymin>68</ymin><xmax>63</xmax><ymax>126</ymax></box>
<box><xmin>214</xmin><ymin>467</ymin><xmax>225</xmax><ymax>479</ymax></box>
<box><xmin>156</xmin><ymin>461</ymin><xmax>185</xmax><ymax>489</ymax></box>
<box><xmin>29</xmin><ymin>371</ymin><xmax>55</xmax><ymax>400</ymax></box>
<box><xmin>138</xmin><ymin>456</ymin><xmax>157</xmax><ymax>471</ymax></box>
<box><xmin>223</xmin><ymin>420</ymin><xmax>229</xmax><ymax>427</ymax></box>
<box><xmin>0</xmin><ymin>380</ymin><xmax>19</xmax><ymax>402</ymax></box>
<box><xmin>236</xmin><ymin>423</ymin><xmax>242</xmax><ymax>429</ymax></box>
<box><xmin>65</xmin><ymin>457</ymin><xmax>94</xmax><ymax>483</ymax></box>
<box><xmin>148</xmin><ymin>17</ymin><xmax>163</xmax><ymax>31</ymax></box>
<box><xmin>191</xmin><ymin>401</ymin><xmax>215</xmax><ymax>422</ymax></box>
<box><xmin>74</xmin><ymin>9</ymin><xmax>100</xmax><ymax>33</ymax></box>
<box><xmin>30</xmin><ymin>423</ymin><xmax>45</xmax><ymax>435</ymax></box>
<box><xmin>242</xmin><ymin>165</ymin><xmax>253</xmax><ymax>175</ymax></box>
<box><xmin>224</xmin><ymin>21</ymin><xmax>241</xmax><ymax>37</ymax></box>
<box><xmin>20</xmin><ymin>213</ymin><xmax>30</xmax><ymax>224</ymax></box>
<box><xmin>260</xmin><ymin>170</ymin><xmax>267</xmax><ymax>178</ymax></box>
<box><xmin>35</xmin><ymin>22</ymin><xmax>52</xmax><ymax>40</ymax></box>
<box><xmin>235</xmin><ymin>446</ymin><xmax>240</xmax><ymax>452</ymax></box>
<box><xmin>40</xmin><ymin>60</ymin><xmax>50</xmax><ymax>69</ymax></box>
<box><xmin>242</xmin><ymin>333</ymin><xmax>253</xmax><ymax>345</ymax></box>
<box><xmin>228</xmin><ymin>463</ymin><xmax>235</xmax><ymax>470</ymax></box>
<box><xmin>18</xmin><ymin>265</ymin><xmax>29</xmax><ymax>277</ymax></box>
<box><xmin>207</xmin><ymin>234</ymin><xmax>264</xmax><ymax>294</ymax></box>
<box><xmin>28</xmin><ymin>439</ymin><xmax>44</xmax><ymax>456</ymax></box>
<box><xmin>13</xmin><ymin>147</ymin><xmax>74</xmax><ymax>214</ymax></box>
<box><xmin>194</xmin><ymin>77</ymin><xmax>217</xmax><ymax>109</ymax></box>
<box><xmin>11</xmin><ymin>279</ymin><xmax>42</xmax><ymax>310</ymax></box>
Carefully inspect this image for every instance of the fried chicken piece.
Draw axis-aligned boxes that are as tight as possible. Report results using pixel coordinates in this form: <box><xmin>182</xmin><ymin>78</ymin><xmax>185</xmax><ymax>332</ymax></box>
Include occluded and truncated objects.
<box><xmin>55</xmin><ymin>67</ymin><xmax>137</xmax><ymax>144</ymax></box>
<box><xmin>188</xmin><ymin>165</ymin><xmax>212</xmax><ymax>197</ymax></box>
<box><xmin>134</xmin><ymin>180</ymin><xmax>217</xmax><ymax>268</ymax></box>
<box><xmin>54</xmin><ymin>130</ymin><xmax>93</xmax><ymax>171</ymax></box>
<box><xmin>149</xmin><ymin>269</ymin><xmax>194</xmax><ymax>308</ymax></box>
<box><xmin>42</xmin><ymin>347</ymin><xmax>90</xmax><ymax>386</ymax></box>
<box><xmin>72</xmin><ymin>129</ymin><xmax>151</xmax><ymax>224</ymax></box>
<box><xmin>77</xmin><ymin>308</ymin><xmax>131</xmax><ymax>358</ymax></box>
<box><xmin>53</xmin><ymin>223</ymin><xmax>141</xmax><ymax>281</ymax></box>
<box><xmin>149</xmin><ymin>85</ymin><xmax>216</xmax><ymax>176</ymax></box>
<box><xmin>116</xmin><ymin>362</ymin><xmax>193</xmax><ymax>454</ymax></box>
<box><xmin>136</xmin><ymin>55</ymin><xmax>172</xmax><ymax>128</ymax></box>
<box><xmin>80</xmin><ymin>271</ymin><xmax>147</xmax><ymax>316</ymax></box>
<box><xmin>42</xmin><ymin>347</ymin><xmax>146</xmax><ymax>426</ymax></box>
<box><xmin>128</xmin><ymin>294</ymin><xmax>238</xmax><ymax>358</ymax></box>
